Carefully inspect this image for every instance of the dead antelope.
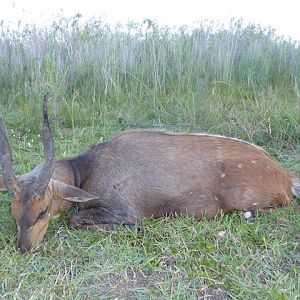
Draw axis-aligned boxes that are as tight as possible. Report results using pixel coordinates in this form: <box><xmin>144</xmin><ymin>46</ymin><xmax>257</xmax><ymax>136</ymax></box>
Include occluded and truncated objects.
<box><xmin>0</xmin><ymin>97</ymin><xmax>299</xmax><ymax>253</ymax></box>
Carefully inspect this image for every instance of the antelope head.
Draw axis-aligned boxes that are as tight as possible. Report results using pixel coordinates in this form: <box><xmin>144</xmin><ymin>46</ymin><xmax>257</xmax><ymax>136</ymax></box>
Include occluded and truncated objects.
<box><xmin>0</xmin><ymin>97</ymin><xmax>99</xmax><ymax>253</ymax></box>
<box><xmin>0</xmin><ymin>96</ymin><xmax>56</xmax><ymax>252</ymax></box>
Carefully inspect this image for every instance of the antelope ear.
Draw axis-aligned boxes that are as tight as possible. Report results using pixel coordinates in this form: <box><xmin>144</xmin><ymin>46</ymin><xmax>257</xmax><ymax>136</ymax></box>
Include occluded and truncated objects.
<box><xmin>50</xmin><ymin>179</ymin><xmax>98</xmax><ymax>202</ymax></box>
<box><xmin>0</xmin><ymin>176</ymin><xmax>7</xmax><ymax>191</ymax></box>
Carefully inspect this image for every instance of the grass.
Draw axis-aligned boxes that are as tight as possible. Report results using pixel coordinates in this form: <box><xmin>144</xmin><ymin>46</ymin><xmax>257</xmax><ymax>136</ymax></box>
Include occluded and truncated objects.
<box><xmin>0</xmin><ymin>17</ymin><xmax>300</xmax><ymax>299</ymax></box>
<box><xmin>0</xmin><ymin>199</ymin><xmax>299</xmax><ymax>299</ymax></box>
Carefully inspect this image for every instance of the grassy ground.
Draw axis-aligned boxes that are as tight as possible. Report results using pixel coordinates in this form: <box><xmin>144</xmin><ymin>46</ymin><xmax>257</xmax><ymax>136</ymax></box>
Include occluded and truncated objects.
<box><xmin>0</xmin><ymin>18</ymin><xmax>300</xmax><ymax>299</ymax></box>
<box><xmin>0</xmin><ymin>203</ymin><xmax>299</xmax><ymax>299</ymax></box>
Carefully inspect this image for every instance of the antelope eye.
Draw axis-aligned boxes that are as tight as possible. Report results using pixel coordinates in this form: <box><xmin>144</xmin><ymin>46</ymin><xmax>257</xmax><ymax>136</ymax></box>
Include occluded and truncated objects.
<box><xmin>37</xmin><ymin>207</ymin><xmax>48</xmax><ymax>220</ymax></box>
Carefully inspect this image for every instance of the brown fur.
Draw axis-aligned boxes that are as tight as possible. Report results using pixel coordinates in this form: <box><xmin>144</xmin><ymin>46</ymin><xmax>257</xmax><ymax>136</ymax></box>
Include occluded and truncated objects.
<box><xmin>1</xmin><ymin>130</ymin><xmax>299</xmax><ymax>252</ymax></box>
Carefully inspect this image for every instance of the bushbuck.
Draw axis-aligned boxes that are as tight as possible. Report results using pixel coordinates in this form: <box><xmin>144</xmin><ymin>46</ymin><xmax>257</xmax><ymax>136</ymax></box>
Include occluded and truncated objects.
<box><xmin>0</xmin><ymin>96</ymin><xmax>299</xmax><ymax>253</ymax></box>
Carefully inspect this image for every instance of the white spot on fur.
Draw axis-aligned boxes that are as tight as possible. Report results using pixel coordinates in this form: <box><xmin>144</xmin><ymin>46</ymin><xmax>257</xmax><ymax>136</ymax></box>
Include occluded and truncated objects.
<box><xmin>251</xmin><ymin>160</ymin><xmax>256</xmax><ymax>164</ymax></box>
<box><xmin>221</xmin><ymin>173</ymin><xmax>226</xmax><ymax>178</ymax></box>
<box><xmin>244</xmin><ymin>211</ymin><xmax>252</xmax><ymax>219</ymax></box>
<box><xmin>253</xmin><ymin>202</ymin><xmax>257</xmax><ymax>206</ymax></box>
<box><xmin>189</xmin><ymin>192</ymin><xmax>193</xmax><ymax>195</ymax></box>
<box><xmin>238</xmin><ymin>164</ymin><xmax>243</xmax><ymax>168</ymax></box>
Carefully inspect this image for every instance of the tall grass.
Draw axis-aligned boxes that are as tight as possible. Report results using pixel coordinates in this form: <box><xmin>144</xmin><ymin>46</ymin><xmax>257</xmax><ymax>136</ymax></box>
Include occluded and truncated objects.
<box><xmin>1</xmin><ymin>18</ymin><xmax>300</xmax><ymax>93</ymax></box>
<box><xmin>1</xmin><ymin>18</ymin><xmax>300</xmax><ymax>146</ymax></box>
<box><xmin>0</xmin><ymin>17</ymin><xmax>299</xmax><ymax>153</ymax></box>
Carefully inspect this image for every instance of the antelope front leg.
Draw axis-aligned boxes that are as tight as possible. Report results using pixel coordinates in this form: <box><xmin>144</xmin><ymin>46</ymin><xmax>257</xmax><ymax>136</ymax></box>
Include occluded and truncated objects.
<box><xmin>69</xmin><ymin>208</ymin><xmax>120</xmax><ymax>230</ymax></box>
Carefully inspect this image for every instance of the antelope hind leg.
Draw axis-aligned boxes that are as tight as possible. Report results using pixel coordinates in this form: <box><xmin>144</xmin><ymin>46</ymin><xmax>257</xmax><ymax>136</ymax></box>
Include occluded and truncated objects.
<box><xmin>256</xmin><ymin>201</ymin><xmax>300</xmax><ymax>216</ymax></box>
<box><xmin>243</xmin><ymin>202</ymin><xmax>300</xmax><ymax>220</ymax></box>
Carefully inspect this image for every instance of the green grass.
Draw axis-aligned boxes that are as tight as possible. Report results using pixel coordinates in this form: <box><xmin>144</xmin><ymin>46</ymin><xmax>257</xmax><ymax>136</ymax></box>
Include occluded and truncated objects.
<box><xmin>0</xmin><ymin>196</ymin><xmax>299</xmax><ymax>299</ymax></box>
<box><xmin>0</xmin><ymin>17</ymin><xmax>300</xmax><ymax>299</ymax></box>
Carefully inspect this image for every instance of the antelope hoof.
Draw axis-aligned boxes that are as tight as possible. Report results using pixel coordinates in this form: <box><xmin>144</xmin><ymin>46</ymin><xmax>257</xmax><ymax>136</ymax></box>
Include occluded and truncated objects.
<box><xmin>69</xmin><ymin>214</ymin><xmax>85</xmax><ymax>228</ymax></box>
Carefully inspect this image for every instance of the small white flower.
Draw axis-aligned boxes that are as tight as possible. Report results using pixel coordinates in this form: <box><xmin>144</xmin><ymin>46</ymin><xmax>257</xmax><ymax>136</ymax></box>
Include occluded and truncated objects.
<box><xmin>217</xmin><ymin>231</ymin><xmax>226</xmax><ymax>238</ymax></box>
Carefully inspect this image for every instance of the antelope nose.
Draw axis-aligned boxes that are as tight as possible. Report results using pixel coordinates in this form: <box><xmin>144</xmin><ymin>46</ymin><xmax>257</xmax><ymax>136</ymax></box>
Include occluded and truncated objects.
<box><xmin>17</xmin><ymin>243</ymin><xmax>30</xmax><ymax>254</ymax></box>
<box><xmin>17</xmin><ymin>239</ymin><xmax>31</xmax><ymax>254</ymax></box>
<box><xmin>18</xmin><ymin>246</ymin><xmax>29</xmax><ymax>254</ymax></box>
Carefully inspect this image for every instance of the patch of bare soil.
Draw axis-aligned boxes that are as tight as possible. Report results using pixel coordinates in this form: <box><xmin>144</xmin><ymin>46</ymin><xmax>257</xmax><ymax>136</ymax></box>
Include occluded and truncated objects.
<box><xmin>198</xmin><ymin>287</ymin><xmax>228</xmax><ymax>300</ymax></box>
<box><xmin>81</xmin><ymin>268</ymin><xmax>228</xmax><ymax>299</ymax></box>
